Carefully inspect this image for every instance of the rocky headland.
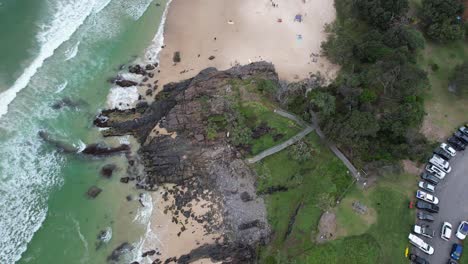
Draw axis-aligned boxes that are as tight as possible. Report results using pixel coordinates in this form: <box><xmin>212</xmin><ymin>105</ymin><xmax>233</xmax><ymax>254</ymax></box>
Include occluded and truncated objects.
<box><xmin>95</xmin><ymin>62</ymin><xmax>280</xmax><ymax>263</ymax></box>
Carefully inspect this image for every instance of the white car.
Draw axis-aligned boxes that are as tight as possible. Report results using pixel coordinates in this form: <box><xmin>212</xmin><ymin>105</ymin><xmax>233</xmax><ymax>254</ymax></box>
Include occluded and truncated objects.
<box><xmin>416</xmin><ymin>190</ymin><xmax>439</xmax><ymax>204</ymax></box>
<box><xmin>414</xmin><ymin>224</ymin><xmax>435</xmax><ymax>238</ymax></box>
<box><xmin>429</xmin><ymin>155</ymin><xmax>451</xmax><ymax>173</ymax></box>
<box><xmin>441</xmin><ymin>222</ymin><xmax>452</xmax><ymax>241</ymax></box>
<box><xmin>441</xmin><ymin>143</ymin><xmax>456</xmax><ymax>157</ymax></box>
<box><xmin>426</xmin><ymin>164</ymin><xmax>446</xmax><ymax>179</ymax></box>
<box><xmin>456</xmin><ymin>221</ymin><xmax>468</xmax><ymax>240</ymax></box>
<box><xmin>419</xmin><ymin>181</ymin><xmax>436</xmax><ymax>193</ymax></box>
<box><xmin>408</xmin><ymin>233</ymin><xmax>434</xmax><ymax>255</ymax></box>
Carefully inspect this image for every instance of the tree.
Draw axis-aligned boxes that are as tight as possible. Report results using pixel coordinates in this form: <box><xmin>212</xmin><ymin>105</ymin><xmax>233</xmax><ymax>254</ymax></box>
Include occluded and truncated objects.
<box><xmin>309</xmin><ymin>91</ymin><xmax>336</xmax><ymax>116</ymax></box>
<box><xmin>421</xmin><ymin>0</ymin><xmax>465</xmax><ymax>42</ymax></box>
<box><xmin>353</xmin><ymin>0</ymin><xmax>409</xmax><ymax>29</ymax></box>
<box><xmin>450</xmin><ymin>61</ymin><xmax>468</xmax><ymax>97</ymax></box>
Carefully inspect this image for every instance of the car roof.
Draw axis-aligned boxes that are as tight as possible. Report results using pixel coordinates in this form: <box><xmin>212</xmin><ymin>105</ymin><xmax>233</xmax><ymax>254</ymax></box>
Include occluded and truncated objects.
<box><xmin>460</xmin><ymin>222</ymin><xmax>468</xmax><ymax>232</ymax></box>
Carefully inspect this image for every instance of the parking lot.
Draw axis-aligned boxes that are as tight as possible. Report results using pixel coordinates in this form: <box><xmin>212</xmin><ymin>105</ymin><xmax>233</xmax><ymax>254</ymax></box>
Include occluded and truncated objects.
<box><xmin>415</xmin><ymin>148</ymin><xmax>468</xmax><ymax>263</ymax></box>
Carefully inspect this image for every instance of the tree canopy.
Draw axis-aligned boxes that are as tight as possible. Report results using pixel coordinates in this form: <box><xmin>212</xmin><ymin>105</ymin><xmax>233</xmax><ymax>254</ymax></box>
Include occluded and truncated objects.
<box><xmin>421</xmin><ymin>0</ymin><xmax>465</xmax><ymax>42</ymax></box>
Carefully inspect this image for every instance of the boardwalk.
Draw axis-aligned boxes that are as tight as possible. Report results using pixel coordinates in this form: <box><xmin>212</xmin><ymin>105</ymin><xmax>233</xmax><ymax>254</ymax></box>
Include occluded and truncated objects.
<box><xmin>246</xmin><ymin>126</ymin><xmax>315</xmax><ymax>163</ymax></box>
<box><xmin>247</xmin><ymin>108</ymin><xmax>361</xmax><ymax>181</ymax></box>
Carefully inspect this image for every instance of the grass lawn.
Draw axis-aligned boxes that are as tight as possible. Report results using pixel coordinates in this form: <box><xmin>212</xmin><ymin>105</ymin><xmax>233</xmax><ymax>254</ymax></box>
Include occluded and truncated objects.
<box><xmin>417</xmin><ymin>41</ymin><xmax>468</xmax><ymax>140</ymax></box>
<box><xmin>257</xmin><ymin>140</ymin><xmax>418</xmax><ymax>264</ymax></box>
<box><xmin>255</xmin><ymin>132</ymin><xmax>354</xmax><ymax>263</ymax></box>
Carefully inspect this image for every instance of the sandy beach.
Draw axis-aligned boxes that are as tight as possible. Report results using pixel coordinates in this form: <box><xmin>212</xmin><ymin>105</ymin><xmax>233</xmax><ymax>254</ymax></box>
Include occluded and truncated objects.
<box><xmin>151</xmin><ymin>0</ymin><xmax>337</xmax><ymax>91</ymax></box>
<box><xmin>141</xmin><ymin>0</ymin><xmax>336</xmax><ymax>262</ymax></box>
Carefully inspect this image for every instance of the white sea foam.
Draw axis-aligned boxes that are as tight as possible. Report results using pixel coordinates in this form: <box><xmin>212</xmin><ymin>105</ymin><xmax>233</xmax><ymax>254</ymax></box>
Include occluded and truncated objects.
<box><xmin>122</xmin><ymin>0</ymin><xmax>154</xmax><ymax>21</ymax></box>
<box><xmin>55</xmin><ymin>80</ymin><xmax>68</xmax><ymax>93</ymax></box>
<box><xmin>72</xmin><ymin>216</ymin><xmax>89</xmax><ymax>264</ymax></box>
<box><xmin>75</xmin><ymin>140</ymin><xmax>86</xmax><ymax>153</ymax></box>
<box><xmin>106</xmin><ymin>86</ymin><xmax>139</xmax><ymax>110</ymax></box>
<box><xmin>144</xmin><ymin>0</ymin><xmax>173</xmax><ymax>64</ymax></box>
<box><xmin>93</xmin><ymin>0</ymin><xmax>112</xmax><ymax>14</ymax></box>
<box><xmin>0</xmin><ymin>135</ymin><xmax>63</xmax><ymax>263</ymax></box>
<box><xmin>0</xmin><ymin>0</ymin><xmax>96</xmax><ymax>120</ymax></box>
<box><xmin>64</xmin><ymin>41</ymin><xmax>80</xmax><ymax>61</ymax></box>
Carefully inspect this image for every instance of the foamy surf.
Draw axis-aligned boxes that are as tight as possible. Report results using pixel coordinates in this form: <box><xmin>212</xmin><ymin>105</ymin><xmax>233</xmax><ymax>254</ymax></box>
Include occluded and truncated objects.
<box><xmin>55</xmin><ymin>80</ymin><xmax>68</xmax><ymax>93</ymax></box>
<box><xmin>64</xmin><ymin>41</ymin><xmax>80</xmax><ymax>61</ymax></box>
<box><xmin>106</xmin><ymin>86</ymin><xmax>139</xmax><ymax>110</ymax></box>
<box><xmin>144</xmin><ymin>0</ymin><xmax>173</xmax><ymax>64</ymax></box>
<box><xmin>0</xmin><ymin>0</ymin><xmax>99</xmax><ymax>120</ymax></box>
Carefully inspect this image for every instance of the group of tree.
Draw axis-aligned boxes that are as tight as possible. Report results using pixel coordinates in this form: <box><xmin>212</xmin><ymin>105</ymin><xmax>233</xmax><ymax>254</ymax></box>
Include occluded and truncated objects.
<box><xmin>284</xmin><ymin>0</ymin><xmax>433</xmax><ymax>167</ymax></box>
<box><xmin>420</xmin><ymin>0</ymin><xmax>465</xmax><ymax>42</ymax></box>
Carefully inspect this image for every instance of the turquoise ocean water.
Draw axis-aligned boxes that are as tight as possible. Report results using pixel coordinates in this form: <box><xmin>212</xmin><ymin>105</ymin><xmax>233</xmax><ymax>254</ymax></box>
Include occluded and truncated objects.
<box><xmin>0</xmin><ymin>0</ymin><xmax>169</xmax><ymax>263</ymax></box>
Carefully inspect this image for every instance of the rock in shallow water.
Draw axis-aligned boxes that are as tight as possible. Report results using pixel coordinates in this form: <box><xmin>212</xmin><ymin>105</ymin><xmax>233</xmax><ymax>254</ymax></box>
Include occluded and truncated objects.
<box><xmin>100</xmin><ymin>164</ymin><xmax>116</xmax><ymax>178</ymax></box>
<box><xmin>86</xmin><ymin>186</ymin><xmax>102</xmax><ymax>199</ymax></box>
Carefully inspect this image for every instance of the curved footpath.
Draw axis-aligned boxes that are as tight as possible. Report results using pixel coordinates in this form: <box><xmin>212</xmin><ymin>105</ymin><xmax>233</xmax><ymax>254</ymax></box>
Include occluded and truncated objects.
<box><xmin>247</xmin><ymin>109</ymin><xmax>361</xmax><ymax>182</ymax></box>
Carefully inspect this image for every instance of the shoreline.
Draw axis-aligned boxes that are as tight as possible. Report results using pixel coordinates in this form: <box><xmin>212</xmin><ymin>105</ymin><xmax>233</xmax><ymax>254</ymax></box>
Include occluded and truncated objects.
<box><xmin>103</xmin><ymin>0</ymin><xmax>338</xmax><ymax>262</ymax></box>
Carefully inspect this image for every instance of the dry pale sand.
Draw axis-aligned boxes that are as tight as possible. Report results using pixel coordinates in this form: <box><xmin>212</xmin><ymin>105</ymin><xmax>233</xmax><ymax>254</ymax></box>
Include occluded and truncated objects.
<box><xmin>141</xmin><ymin>185</ymin><xmax>223</xmax><ymax>264</ymax></box>
<box><xmin>154</xmin><ymin>0</ymin><xmax>337</xmax><ymax>90</ymax></box>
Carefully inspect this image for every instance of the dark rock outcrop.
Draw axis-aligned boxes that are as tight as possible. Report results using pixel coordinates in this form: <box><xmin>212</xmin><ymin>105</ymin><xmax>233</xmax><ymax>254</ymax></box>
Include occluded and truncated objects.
<box><xmin>87</xmin><ymin>186</ymin><xmax>102</xmax><ymax>199</ymax></box>
<box><xmin>107</xmin><ymin>242</ymin><xmax>134</xmax><ymax>262</ymax></box>
<box><xmin>101</xmin><ymin>164</ymin><xmax>117</xmax><ymax>178</ymax></box>
<box><xmin>81</xmin><ymin>144</ymin><xmax>130</xmax><ymax>156</ymax></box>
<box><xmin>128</xmin><ymin>64</ymin><xmax>147</xmax><ymax>75</ymax></box>
<box><xmin>38</xmin><ymin>131</ymin><xmax>78</xmax><ymax>153</ymax></box>
<box><xmin>96</xmin><ymin>62</ymin><xmax>278</xmax><ymax>263</ymax></box>
<box><xmin>115</xmin><ymin>79</ymin><xmax>138</xmax><ymax>87</ymax></box>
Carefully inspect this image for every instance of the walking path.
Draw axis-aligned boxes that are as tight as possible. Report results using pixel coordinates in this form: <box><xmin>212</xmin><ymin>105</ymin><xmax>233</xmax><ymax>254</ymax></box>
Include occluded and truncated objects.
<box><xmin>246</xmin><ymin>126</ymin><xmax>315</xmax><ymax>163</ymax></box>
<box><xmin>247</xmin><ymin>108</ymin><xmax>361</xmax><ymax>181</ymax></box>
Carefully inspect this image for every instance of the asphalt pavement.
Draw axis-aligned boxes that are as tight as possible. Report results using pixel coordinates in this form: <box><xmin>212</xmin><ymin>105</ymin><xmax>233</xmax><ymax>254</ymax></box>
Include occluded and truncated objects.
<box><xmin>414</xmin><ymin>148</ymin><xmax>468</xmax><ymax>264</ymax></box>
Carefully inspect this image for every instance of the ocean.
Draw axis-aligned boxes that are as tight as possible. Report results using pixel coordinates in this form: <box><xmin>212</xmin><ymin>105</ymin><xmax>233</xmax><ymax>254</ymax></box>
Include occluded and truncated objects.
<box><xmin>0</xmin><ymin>0</ymin><xmax>169</xmax><ymax>263</ymax></box>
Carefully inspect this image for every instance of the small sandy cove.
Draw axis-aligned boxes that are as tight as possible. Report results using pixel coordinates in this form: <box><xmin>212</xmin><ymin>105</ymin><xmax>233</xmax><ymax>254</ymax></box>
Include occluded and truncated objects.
<box><xmin>142</xmin><ymin>0</ymin><xmax>336</xmax><ymax>262</ymax></box>
<box><xmin>154</xmin><ymin>0</ymin><xmax>337</xmax><ymax>90</ymax></box>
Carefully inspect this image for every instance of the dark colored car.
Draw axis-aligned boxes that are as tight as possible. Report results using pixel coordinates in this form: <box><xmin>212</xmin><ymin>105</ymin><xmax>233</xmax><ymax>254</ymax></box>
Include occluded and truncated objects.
<box><xmin>448</xmin><ymin>259</ymin><xmax>459</xmax><ymax>264</ymax></box>
<box><xmin>421</xmin><ymin>172</ymin><xmax>441</xmax><ymax>185</ymax></box>
<box><xmin>448</xmin><ymin>136</ymin><xmax>466</xmax><ymax>151</ymax></box>
<box><xmin>408</xmin><ymin>253</ymin><xmax>429</xmax><ymax>264</ymax></box>
<box><xmin>454</xmin><ymin>131</ymin><xmax>468</xmax><ymax>144</ymax></box>
<box><xmin>434</xmin><ymin>148</ymin><xmax>452</xmax><ymax>161</ymax></box>
<box><xmin>416</xmin><ymin>200</ymin><xmax>439</xmax><ymax>213</ymax></box>
<box><xmin>451</xmin><ymin>243</ymin><xmax>463</xmax><ymax>260</ymax></box>
<box><xmin>417</xmin><ymin>212</ymin><xmax>435</xmax><ymax>222</ymax></box>
<box><xmin>460</xmin><ymin>126</ymin><xmax>468</xmax><ymax>136</ymax></box>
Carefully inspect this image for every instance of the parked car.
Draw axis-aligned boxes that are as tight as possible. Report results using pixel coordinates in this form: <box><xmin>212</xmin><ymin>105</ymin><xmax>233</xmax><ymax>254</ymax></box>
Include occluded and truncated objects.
<box><xmin>441</xmin><ymin>143</ymin><xmax>457</xmax><ymax>157</ymax></box>
<box><xmin>451</xmin><ymin>243</ymin><xmax>463</xmax><ymax>260</ymax></box>
<box><xmin>447</xmin><ymin>259</ymin><xmax>459</xmax><ymax>264</ymax></box>
<box><xmin>418</xmin><ymin>212</ymin><xmax>435</xmax><ymax>222</ymax></box>
<box><xmin>448</xmin><ymin>136</ymin><xmax>466</xmax><ymax>151</ymax></box>
<box><xmin>408</xmin><ymin>253</ymin><xmax>430</xmax><ymax>264</ymax></box>
<box><xmin>416</xmin><ymin>200</ymin><xmax>439</xmax><ymax>213</ymax></box>
<box><xmin>421</xmin><ymin>172</ymin><xmax>441</xmax><ymax>185</ymax></box>
<box><xmin>415</xmin><ymin>224</ymin><xmax>435</xmax><ymax>238</ymax></box>
<box><xmin>456</xmin><ymin>221</ymin><xmax>468</xmax><ymax>240</ymax></box>
<box><xmin>434</xmin><ymin>148</ymin><xmax>452</xmax><ymax>161</ymax></box>
<box><xmin>419</xmin><ymin>181</ymin><xmax>436</xmax><ymax>193</ymax></box>
<box><xmin>408</xmin><ymin>233</ymin><xmax>434</xmax><ymax>255</ymax></box>
<box><xmin>454</xmin><ymin>131</ymin><xmax>468</xmax><ymax>144</ymax></box>
<box><xmin>460</xmin><ymin>126</ymin><xmax>468</xmax><ymax>136</ymax></box>
<box><xmin>442</xmin><ymin>222</ymin><xmax>453</xmax><ymax>241</ymax></box>
<box><xmin>426</xmin><ymin>164</ymin><xmax>446</xmax><ymax>179</ymax></box>
<box><xmin>429</xmin><ymin>155</ymin><xmax>451</xmax><ymax>173</ymax></box>
<box><xmin>416</xmin><ymin>190</ymin><xmax>439</xmax><ymax>204</ymax></box>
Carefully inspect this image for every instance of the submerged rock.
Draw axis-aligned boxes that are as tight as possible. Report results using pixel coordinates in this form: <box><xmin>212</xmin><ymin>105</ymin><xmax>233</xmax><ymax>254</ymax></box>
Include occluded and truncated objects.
<box><xmin>81</xmin><ymin>144</ymin><xmax>130</xmax><ymax>156</ymax></box>
<box><xmin>86</xmin><ymin>186</ymin><xmax>102</xmax><ymax>199</ymax></box>
<box><xmin>100</xmin><ymin>164</ymin><xmax>117</xmax><ymax>178</ymax></box>
<box><xmin>38</xmin><ymin>131</ymin><xmax>78</xmax><ymax>153</ymax></box>
<box><xmin>107</xmin><ymin>242</ymin><xmax>134</xmax><ymax>262</ymax></box>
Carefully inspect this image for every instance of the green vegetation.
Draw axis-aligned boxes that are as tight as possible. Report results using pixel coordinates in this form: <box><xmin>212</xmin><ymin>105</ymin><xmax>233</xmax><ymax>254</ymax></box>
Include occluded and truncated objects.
<box><xmin>214</xmin><ymin>78</ymin><xmax>303</xmax><ymax>155</ymax></box>
<box><xmin>420</xmin><ymin>0</ymin><xmax>465</xmax><ymax>42</ymax></box>
<box><xmin>451</xmin><ymin>60</ymin><xmax>468</xmax><ymax>97</ymax></box>
<box><xmin>256</xmin><ymin>133</ymin><xmax>354</xmax><ymax>262</ymax></box>
<box><xmin>416</xmin><ymin>41</ymin><xmax>468</xmax><ymax>137</ymax></box>
<box><xmin>257</xmin><ymin>140</ymin><xmax>417</xmax><ymax>264</ymax></box>
<box><xmin>305</xmin><ymin>0</ymin><xmax>433</xmax><ymax>166</ymax></box>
